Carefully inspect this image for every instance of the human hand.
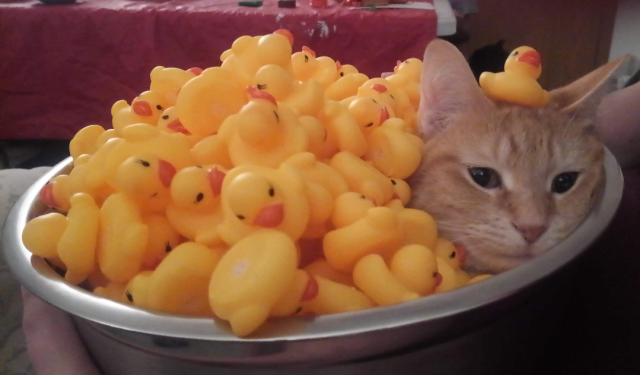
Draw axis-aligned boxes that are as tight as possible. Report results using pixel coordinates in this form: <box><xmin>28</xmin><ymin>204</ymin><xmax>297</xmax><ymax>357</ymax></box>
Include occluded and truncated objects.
<box><xmin>21</xmin><ymin>288</ymin><xmax>101</xmax><ymax>375</ymax></box>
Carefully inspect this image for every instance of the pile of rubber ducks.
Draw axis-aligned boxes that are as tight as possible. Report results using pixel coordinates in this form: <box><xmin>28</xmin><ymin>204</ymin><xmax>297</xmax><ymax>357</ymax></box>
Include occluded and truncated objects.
<box><xmin>22</xmin><ymin>29</ymin><xmax>491</xmax><ymax>337</ymax></box>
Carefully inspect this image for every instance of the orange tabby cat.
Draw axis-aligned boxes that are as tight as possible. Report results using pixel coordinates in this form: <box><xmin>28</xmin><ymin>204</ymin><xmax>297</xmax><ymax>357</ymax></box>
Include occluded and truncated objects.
<box><xmin>410</xmin><ymin>39</ymin><xmax>628</xmax><ymax>273</ymax></box>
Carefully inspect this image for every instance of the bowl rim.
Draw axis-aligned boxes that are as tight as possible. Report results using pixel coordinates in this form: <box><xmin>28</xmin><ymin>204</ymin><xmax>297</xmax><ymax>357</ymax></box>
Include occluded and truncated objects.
<box><xmin>2</xmin><ymin>150</ymin><xmax>624</xmax><ymax>344</ymax></box>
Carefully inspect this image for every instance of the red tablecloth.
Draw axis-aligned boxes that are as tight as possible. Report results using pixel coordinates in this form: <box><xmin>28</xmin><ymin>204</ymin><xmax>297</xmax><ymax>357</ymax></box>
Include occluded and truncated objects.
<box><xmin>0</xmin><ymin>0</ymin><xmax>438</xmax><ymax>140</ymax></box>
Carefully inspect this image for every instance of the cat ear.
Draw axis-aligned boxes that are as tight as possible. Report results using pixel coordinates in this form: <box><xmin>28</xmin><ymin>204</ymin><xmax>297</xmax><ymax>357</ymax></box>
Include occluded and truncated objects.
<box><xmin>548</xmin><ymin>55</ymin><xmax>631</xmax><ymax>119</ymax></box>
<box><xmin>419</xmin><ymin>39</ymin><xmax>493</xmax><ymax>140</ymax></box>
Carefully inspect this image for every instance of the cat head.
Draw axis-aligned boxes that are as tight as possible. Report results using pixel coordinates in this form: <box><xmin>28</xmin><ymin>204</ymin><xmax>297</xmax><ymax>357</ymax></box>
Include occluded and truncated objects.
<box><xmin>410</xmin><ymin>39</ymin><xmax>628</xmax><ymax>274</ymax></box>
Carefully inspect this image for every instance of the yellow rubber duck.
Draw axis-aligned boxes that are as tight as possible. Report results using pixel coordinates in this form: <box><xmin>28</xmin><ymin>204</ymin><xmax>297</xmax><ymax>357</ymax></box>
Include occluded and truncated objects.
<box><xmin>221</xmin><ymin>29</ymin><xmax>294</xmax><ymax>87</ymax></box>
<box><xmin>390</xmin><ymin>244</ymin><xmax>441</xmax><ymax>295</ymax></box>
<box><xmin>390</xmin><ymin>178</ymin><xmax>411</xmax><ymax>206</ymax></box>
<box><xmin>270</xmin><ymin>270</ymin><xmax>319</xmax><ymax>318</ymax></box>
<box><xmin>282</xmin><ymin>152</ymin><xmax>349</xmax><ymax>198</ymax></box>
<box><xmin>69</xmin><ymin>125</ymin><xmax>108</xmax><ymax>161</ymax></box>
<box><xmin>386</xmin><ymin>200</ymin><xmax>438</xmax><ymax>250</ymax></box>
<box><xmin>253</xmin><ymin>64</ymin><xmax>325</xmax><ymax>117</ymax></box>
<box><xmin>126</xmin><ymin>242</ymin><xmax>225</xmax><ymax>316</ymax></box>
<box><xmin>282</xmin><ymin>152</ymin><xmax>349</xmax><ymax>238</ymax></box>
<box><xmin>363</xmin><ymin>118</ymin><xmax>423</xmax><ymax>179</ymax></box>
<box><xmin>298</xmin><ymin>101</ymin><xmax>368</xmax><ymax>160</ymax></box>
<box><xmin>156</xmin><ymin>107</ymin><xmax>190</xmax><ymax>135</ymax></box>
<box><xmin>331</xmin><ymin>191</ymin><xmax>375</xmax><ymax>229</ymax></box>
<box><xmin>38</xmin><ymin>174</ymin><xmax>71</xmax><ymax>213</ymax></box>
<box><xmin>325</xmin><ymin>61</ymin><xmax>369</xmax><ymax>101</ymax></box>
<box><xmin>175</xmin><ymin>67</ymin><xmax>248</xmax><ymax>137</ymax></box>
<box><xmin>208</xmin><ymin>230</ymin><xmax>298</xmax><ymax>336</ymax></box>
<box><xmin>111</xmin><ymin>91</ymin><xmax>170</xmax><ymax>135</ymax></box>
<box><xmin>479</xmin><ymin>46</ymin><xmax>549</xmax><ymax>107</ymax></box>
<box><xmin>140</xmin><ymin>214</ymin><xmax>181</xmax><ymax>270</ymax></box>
<box><xmin>291</xmin><ymin>46</ymin><xmax>339</xmax><ymax>89</ymax></box>
<box><xmin>190</xmin><ymin>134</ymin><xmax>233</xmax><ymax>170</ymax></box>
<box><xmin>330</xmin><ymin>151</ymin><xmax>395</xmax><ymax>206</ymax></box>
<box><xmin>304</xmin><ymin>259</ymin><xmax>354</xmax><ymax>287</ymax></box>
<box><xmin>217</xmin><ymin>87</ymin><xmax>308</xmax><ymax>168</ymax></box>
<box><xmin>433</xmin><ymin>238</ymin><xmax>467</xmax><ymax>270</ymax></box>
<box><xmin>217</xmin><ymin>163</ymin><xmax>309</xmax><ymax>246</ymax></box>
<box><xmin>356</xmin><ymin>79</ymin><xmax>417</xmax><ymax>133</ymax></box>
<box><xmin>149</xmin><ymin>66</ymin><xmax>200</xmax><ymax>107</ymax></box>
<box><xmin>353</xmin><ymin>253</ymin><xmax>420</xmax><ymax>306</ymax></box>
<box><xmin>97</xmin><ymin>193</ymin><xmax>148</xmax><ymax>283</ymax></box>
<box><xmin>300</xmin><ymin>275</ymin><xmax>374</xmax><ymax>315</ymax></box>
<box><xmin>346</xmin><ymin>97</ymin><xmax>392</xmax><ymax>137</ymax></box>
<box><xmin>166</xmin><ymin>165</ymin><xmax>227</xmax><ymax>247</ymax></box>
<box><xmin>55</xmin><ymin>193</ymin><xmax>100</xmax><ymax>284</ymax></box>
<box><xmin>386</xmin><ymin>58</ymin><xmax>423</xmax><ymax>110</ymax></box>
<box><xmin>102</xmin><ymin>124</ymin><xmax>195</xmax><ymax>191</ymax></box>
<box><xmin>113</xmin><ymin>153</ymin><xmax>177</xmax><ymax>214</ymax></box>
<box><xmin>323</xmin><ymin>206</ymin><xmax>403</xmax><ymax>272</ymax></box>
<box><xmin>22</xmin><ymin>213</ymin><xmax>69</xmax><ymax>259</ymax></box>
<box><xmin>65</xmin><ymin>138</ymin><xmax>120</xmax><ymax>207</ymax></box>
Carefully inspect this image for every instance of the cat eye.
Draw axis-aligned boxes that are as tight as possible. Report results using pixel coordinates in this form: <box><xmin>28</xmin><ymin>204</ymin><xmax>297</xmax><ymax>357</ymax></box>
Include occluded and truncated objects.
<box><xmin>468</xmin><ymin>167</ymin><xmax>501</xmax><ymax>189</ymax></box>
<box><xmin>552</xmin><ymin>172</ymin><xmax>579</xmax><ymax>194</ymax></box>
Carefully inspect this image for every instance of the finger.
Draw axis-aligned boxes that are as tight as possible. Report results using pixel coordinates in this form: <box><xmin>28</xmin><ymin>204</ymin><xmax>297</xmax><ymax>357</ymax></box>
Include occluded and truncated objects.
<box><xmin>21</xmin><ymin>288</ymin><xmax>102</xmax><ymax>375</ymax></box>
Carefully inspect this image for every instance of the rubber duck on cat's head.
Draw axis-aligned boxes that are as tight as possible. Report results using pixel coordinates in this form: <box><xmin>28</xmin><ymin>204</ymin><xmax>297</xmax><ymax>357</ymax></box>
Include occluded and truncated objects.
<box><xmin>479</xmin><ymin>46</ymin><xmax>549</xmax><ymax>107</ymax></box>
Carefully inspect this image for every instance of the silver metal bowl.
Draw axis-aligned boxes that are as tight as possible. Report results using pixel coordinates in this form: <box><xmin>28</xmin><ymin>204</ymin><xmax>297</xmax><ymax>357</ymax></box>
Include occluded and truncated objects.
<box><xmin>2</xmin><ymin>151</ymin><xmax>624</xmax><ymax>375</ymax></box>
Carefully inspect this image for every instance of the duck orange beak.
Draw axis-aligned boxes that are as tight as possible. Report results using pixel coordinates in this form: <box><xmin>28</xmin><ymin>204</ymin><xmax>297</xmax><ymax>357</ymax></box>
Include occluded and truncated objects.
<box><xmin>434</xmin><ymin>272</ymin><xmax>443</xmax><ymax>288</ymax></box>
<box><xmin>517</xmin><ymin>50</ymin><xmax>541</xmax><ymax>68</ymax></box>
<box><xmin>274</xmin><ymin>29</ymin><xmax>294</xmax><ymax>46</ymax></box>
<box><xmin>302</xmin><ymin>46</ymin><xmax>316</xmax><ymax>58</ymax></box>
<box><xmin>247</xmin><ymin>86</ymin><xmax>278</xmax><ymax>106</ymax></box>
<box><xmin>39</xmin><ymin>183</ymin><xmax>57</xmax><ymax>208</ymax></box>
<box><xmin>187</xmin><ymin>67</ymin><xmax>203</xmax><ymax>76</ymax></box>
<box><xmin>166</xmin><ymin>119</ymin><xmax>191</xmax><ymax>135</ymax></box>
<box><xmin>132</xmin><ymin>100</ymin><xmax>153</xmax><ymax>117</ymax></box>
<box><xmin>253</xmin><ymin>204</ymin><xmax>284</xmax><ymax>228</ymax></box>
<box><xmin>208</xmin><ymin>167</ymin><xmax>225</xmax><ymax>196</ymax></box>
<box><xmin>454</xmin><ymin>243</ymin><xmax>467</xmax><ymax>264</ymax></box>
<box><xmin>380</xmin><ymin>106</ymin><xmax>390</xmax><ymax>124</ymax></box>
<box><xmin>301</xmin><ymin>275</ymin><xmax>319</xmax><ymax>301</ymax></box>
<box><xmin>371</xmin><ymin>83</ymin><xmax>387</xmax><ymax>93</ymax></box>
<box><xmin>158</xmin><ymin>160</ymin><xmax>176</xmax><ymax>187</ymax></box>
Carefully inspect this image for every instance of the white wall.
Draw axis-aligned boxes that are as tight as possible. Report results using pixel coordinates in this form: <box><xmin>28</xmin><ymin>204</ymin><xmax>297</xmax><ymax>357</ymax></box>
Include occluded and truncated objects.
<box><xmin>609</xmin><ymin>0</ymin><xmax>640</xmax><ymax>60</ymax></box>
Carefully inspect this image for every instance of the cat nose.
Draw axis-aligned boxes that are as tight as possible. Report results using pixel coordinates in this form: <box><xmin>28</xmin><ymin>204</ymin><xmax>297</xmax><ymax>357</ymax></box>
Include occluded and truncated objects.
<box><xmin>512</xmin><ymin>223</ymin><xmax>548</xmax><ymax>244</ymax></box>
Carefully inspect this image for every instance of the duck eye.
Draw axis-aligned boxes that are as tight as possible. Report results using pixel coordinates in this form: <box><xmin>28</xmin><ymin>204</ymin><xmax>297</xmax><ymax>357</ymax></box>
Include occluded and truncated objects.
<box><xmin>156</xmin><ymin>105</ymin><xmax>164</xmax><ymax>110</ymax></box>
<box><xmin>390</xmin><ymin>94</ymin><xmax>395</xmax><ymax>100</ymax></box>
<box><xmin>137</xmin><ymin>159</ymin><xmax>150</xmax><ymax>167</ymax></box>
<box><xmin>365</xmin><ymin>122</ymin><xmax>374</xmax><ymax>128</ymax></box>
<box><xmin>513</xmin><ymin>51</ymin><xmax>519</xmax><ymax>56</ymax></box>
<box><xmin>125</xmin><ymin>291</ymin><xmax>133</xmax><ymax>302</ymax></box>
<box><xmin>391</xmin><ymin>179</ymin><xmax>396</xmax><ymax>185</ymax></box>
<box><xmin>268</xmin><ymin>186</ymin><xmax>275</xmax><ymax>197</ymax></box>
<box><xmin>372</xmin><ymin>99</ymin><xmax>377</xmax><ymax>104</ymax></box>
<box><xmin>162</xmin><ymin>115</ymin><xmax>169</xmax><ymax>120</ymax></box>
<box><xmin>449</xmin><ymin>251</ymin><xmax>456</xmax><ymax>259</ymax></box>
<box><xmin>360</xmin><ymin>195</ymin><xmax>367</xmax><ymax>199</ymax></box>
<box><xmin>274</xmin><ymin>111</ymin><xmax>279</xmax><ymax>122</ymax></box>
<box><xmin>257</xmin><ymin>84</ymin><xmax>267</xmax><ymax>90</ymax></box>
<box><xmin>468</xmin><ymin>167</ymin><xmax>501</xmax><ymax>189</ymax></box>
<box><xmin>304</xmin><ymin>55</ymin><xmax>309</xmax><ymax>62</ymax></box>
<box><xmin>165</xmin><ymin>241</ymin><xmax>172</xmax><ymax>253</ymax></box>
<box><xmin>552</xmin><ymin>172</ymin><xmax>579</xmax><ymax>194</ymax></box>
<box><xmin>195</xmin><ymin>192</ymin><xmax>204</xmax><ymax>202</ymax></box>
<box><xmin>340</xmin><ymin>72</ymin><xmax>344</xmax><ymax>77</ymax></box>
<box><xmin>237</xmin><ymin>215</ymin><xmax>245</xmax><ymax>220</ymax></box>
